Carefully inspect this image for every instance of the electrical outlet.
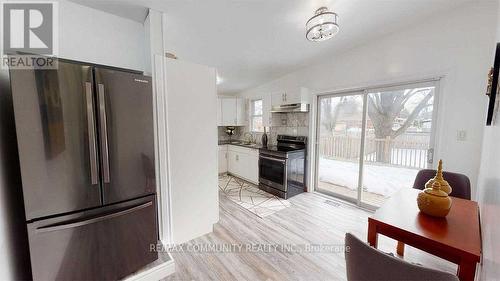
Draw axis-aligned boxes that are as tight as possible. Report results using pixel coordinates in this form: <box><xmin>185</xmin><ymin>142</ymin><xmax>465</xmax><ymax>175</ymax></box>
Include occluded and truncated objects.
<box><xmin>457</xmin><ymin>130</ymin><xmax>467</xmax><ymax>141</ymax></box>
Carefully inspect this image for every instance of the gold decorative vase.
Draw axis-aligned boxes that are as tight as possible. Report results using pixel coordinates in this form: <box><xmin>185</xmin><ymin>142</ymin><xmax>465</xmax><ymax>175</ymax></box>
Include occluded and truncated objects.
<box><xmin>424</xmin><ymin>160</ymin><xmax>452</xmax><ymax>195</ymax></box>
<box><xmin>417</xmin><ymin>160</ymin><xmax>452</xmax><ymax>218</ymax></box>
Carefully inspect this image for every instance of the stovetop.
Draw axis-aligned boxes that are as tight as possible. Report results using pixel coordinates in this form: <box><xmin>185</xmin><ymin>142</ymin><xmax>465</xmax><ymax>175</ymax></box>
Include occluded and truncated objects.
<box><xmin>259</xmin><ymin>145</ymin><xmax>304</xmax><ymax>153</ymax></box>
<box><xmin>259</xmin><ymin>135</ymin><xmax>307</xmax><ymax>155</ymax></box>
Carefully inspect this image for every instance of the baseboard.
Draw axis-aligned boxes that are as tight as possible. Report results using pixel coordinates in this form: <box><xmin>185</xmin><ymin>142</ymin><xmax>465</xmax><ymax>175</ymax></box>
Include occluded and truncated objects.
<box><xmin>124</xmin><ymin>252</ymin><xmax>175</xmax><ymax>281</ymax></box>
<box><xmin>226</xmin><ymin>173</ymin><xmax>259</xmax><ymax>185</ymax></box>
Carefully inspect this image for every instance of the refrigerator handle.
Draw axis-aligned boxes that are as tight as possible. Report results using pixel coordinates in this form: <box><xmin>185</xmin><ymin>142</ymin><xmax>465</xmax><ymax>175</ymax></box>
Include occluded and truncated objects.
<box><xmin>35</xmin><ymin>201</ymin><xmax>153</xmax><ymax>233</ymax></box>
<box><xmin>98</xmin><ymin>83</ymin><xmax>111</xmax><ymax>183</ymax></box>
<box><xmin>85</xmin><ymin>82</ymin><xmax>99</xmax><ymax>185</ymax></box>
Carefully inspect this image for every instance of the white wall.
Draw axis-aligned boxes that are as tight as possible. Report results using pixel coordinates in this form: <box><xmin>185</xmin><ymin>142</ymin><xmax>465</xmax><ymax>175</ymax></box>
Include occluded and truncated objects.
<box><xmin>476</xmin><ymin>2</ymin><xmax>500</xmax><ymax>280</ymax></box>
<box><xmin>163</xmin><ymin>58</ymin><xmax>219</xmax><ymax>244</ymax></box>
<box><xmin>238</xmin><ymin>2</ymin><xmax>497</xmax><ymax>193</ymax></box>
<box><xmin>477</xmin><ymin>121</ymin><xmax>500</xmax><ymax>280</ymax></box>
<box><xmin>58</xmin><ymin>0</ymin><xmax>146</xmax><ymax>71</ymax></box>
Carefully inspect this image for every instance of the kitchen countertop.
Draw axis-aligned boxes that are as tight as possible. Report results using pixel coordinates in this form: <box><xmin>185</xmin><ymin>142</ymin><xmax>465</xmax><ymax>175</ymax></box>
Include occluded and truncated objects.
<box><xmin>218</xmin><ymin>140</ymin><xmax>262</xmax><ymax>149</ymax></box>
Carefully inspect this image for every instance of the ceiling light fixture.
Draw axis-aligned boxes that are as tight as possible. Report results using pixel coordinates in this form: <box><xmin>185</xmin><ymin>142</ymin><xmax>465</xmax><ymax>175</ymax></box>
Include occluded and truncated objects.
<box><xmin>306</xmin><ymin>7</ymin><xmax>339</xmax><ymax>42</ymax></box>
<box><xmin>216</xmin><ymin>75</ymin><xmax>223</xmax><ymax>85</ymax></box>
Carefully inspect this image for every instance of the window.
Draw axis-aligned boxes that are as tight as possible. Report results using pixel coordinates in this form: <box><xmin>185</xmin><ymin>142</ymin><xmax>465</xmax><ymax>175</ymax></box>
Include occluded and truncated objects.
<box><xmin>251</xmin><ymin>99</ymin><xmax>264</xmax><ymax>132</ymax></box>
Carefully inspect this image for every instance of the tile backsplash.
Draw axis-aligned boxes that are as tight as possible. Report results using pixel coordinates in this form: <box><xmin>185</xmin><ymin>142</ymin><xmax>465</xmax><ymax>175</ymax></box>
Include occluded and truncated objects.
<box><xmin>218</xmin><ymin>112</ymin><xmax>309</xmax><ymax>145</ymax></box>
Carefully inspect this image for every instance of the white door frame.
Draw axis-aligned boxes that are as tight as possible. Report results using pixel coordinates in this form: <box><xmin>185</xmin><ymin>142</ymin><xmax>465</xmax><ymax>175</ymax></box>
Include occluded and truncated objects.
<box><xmin>152</xmin><ymin>55</ymin><xmax>173</xmax><ymax>245</ymax></box>
<box><xmin>314</xmin><ymin>91</ymin><xmax>365</xmax><ymax>208</ymax></box>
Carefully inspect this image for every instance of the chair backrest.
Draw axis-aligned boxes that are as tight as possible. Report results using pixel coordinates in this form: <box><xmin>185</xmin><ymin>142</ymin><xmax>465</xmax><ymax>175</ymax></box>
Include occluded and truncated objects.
<box><xmin>344</xmin><ymin>233</ymin><xmax>459</xmax><ymax>281</ymax></box>
<box><xmin>412</xmin><ymin>169</ymin><xmax>471</xmax><ymax>200</ymax></box>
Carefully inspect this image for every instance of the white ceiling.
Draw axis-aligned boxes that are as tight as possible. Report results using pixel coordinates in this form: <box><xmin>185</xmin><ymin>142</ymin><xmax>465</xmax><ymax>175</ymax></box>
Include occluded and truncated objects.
<box><xmin>69</xmin><ymin>0</ymin><xmax>472</xmax><ymax>95</ymax></box>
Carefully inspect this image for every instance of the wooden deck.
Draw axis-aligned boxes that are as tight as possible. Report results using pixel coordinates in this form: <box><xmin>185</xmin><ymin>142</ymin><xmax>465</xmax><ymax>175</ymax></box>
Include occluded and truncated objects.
<box><xmin>165</xmin><ymin>191</ymin><xmax>456</xmax><ymax>280</ymax></box>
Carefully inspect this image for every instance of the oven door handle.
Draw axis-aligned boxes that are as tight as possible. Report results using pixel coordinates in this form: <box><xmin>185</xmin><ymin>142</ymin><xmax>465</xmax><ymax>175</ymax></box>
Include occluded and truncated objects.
<box><xmin>259</xmin><ymin>155</ymin><xmax>286</xmax><ymax>163</ymax></box>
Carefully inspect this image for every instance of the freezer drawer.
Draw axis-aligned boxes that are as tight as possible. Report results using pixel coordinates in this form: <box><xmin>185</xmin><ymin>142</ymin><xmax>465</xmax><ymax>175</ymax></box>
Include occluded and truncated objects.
<box><xmin>27</xmin><ymin>195</ymin><xmax>158</xmax><ymax>281</ymax></box>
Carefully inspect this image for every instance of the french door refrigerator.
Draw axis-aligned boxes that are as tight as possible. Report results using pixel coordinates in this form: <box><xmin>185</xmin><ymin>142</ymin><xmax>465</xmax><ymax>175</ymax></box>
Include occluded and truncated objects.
<box><xmin>9</xmin><ymin>59</ymin><xmax>158</xmax><ymax>280</ymax></box>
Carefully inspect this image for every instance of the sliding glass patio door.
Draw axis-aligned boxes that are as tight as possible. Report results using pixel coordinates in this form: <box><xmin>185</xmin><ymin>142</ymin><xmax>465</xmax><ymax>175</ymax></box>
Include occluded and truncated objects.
<box><xmin>315</xmin><ymin>81</ymin><xmax>438</xmax><ymax>208</ymax></box>
<box><xmin>316</xmin><ymin>92</ymin><xmax>365</xmax><ymax>203</ymax></box>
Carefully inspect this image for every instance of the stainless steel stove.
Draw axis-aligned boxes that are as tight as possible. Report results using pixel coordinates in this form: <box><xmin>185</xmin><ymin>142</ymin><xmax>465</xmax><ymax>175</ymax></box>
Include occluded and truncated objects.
<box><xmin>258</xmin><ymin>135</ymin><xmax>307</xmax><ymax>199</ymax></box>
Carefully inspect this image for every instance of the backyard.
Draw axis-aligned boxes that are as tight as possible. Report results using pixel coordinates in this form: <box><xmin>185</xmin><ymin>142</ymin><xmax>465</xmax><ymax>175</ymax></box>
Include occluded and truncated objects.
<box><xmin>317</xmin><ymin>157</ymin><xmax>419</xmax><ymax>206</ymax></box>
<box><xmin>316</xmin><ymin>86</ymin><xmax>435</xmax><ymax>206</ymax></box>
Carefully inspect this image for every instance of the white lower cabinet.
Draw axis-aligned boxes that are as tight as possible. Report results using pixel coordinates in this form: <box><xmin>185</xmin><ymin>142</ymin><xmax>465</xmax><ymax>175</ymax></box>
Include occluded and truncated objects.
<box><xmin>227</xmin><ymin>150</ymin><xmax>238</xmax><ymax>175</ymax></box>
<box><xmin>226</xmin><ymin>145</ymin><xmax>259</xmax><ymax>184</ymax></box>
<box><xmin>218</xmin><ymin>145</ymin><xmax>228</xmax><ymax>173</ymax></box>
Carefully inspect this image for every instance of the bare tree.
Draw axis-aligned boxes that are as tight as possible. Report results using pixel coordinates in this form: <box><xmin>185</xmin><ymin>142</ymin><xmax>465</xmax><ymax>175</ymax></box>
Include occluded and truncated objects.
<box><xmin>367</xmin><ymin>88</ymin><xmax>433</xmax><ymax>162</ymax></box>
<box><xmin>321</xmin><ymin>96</ymin><xmax>346</xmax><ymax>135</ymax></box>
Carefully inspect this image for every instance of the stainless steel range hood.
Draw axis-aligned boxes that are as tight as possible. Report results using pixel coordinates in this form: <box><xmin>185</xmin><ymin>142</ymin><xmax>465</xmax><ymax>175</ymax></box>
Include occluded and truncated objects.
<box><xmin>271</xmin><ymin>103</ymin><xmax>310</xmax><ymax>113</ymax></box>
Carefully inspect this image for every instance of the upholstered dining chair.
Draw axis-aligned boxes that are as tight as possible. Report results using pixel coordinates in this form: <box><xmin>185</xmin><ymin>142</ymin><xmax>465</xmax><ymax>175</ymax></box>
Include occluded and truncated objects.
<box><xmin>412</xmin><ymin>169</ymin><xmax>472</xmax><ymax>200</ymax></box>
<box><xmin>396</xmin><ymin>169</ymin><xmax>472</xmax><ymax>255</ymax></box>
<box><xmin>345</xmin><ymin>233</ymin><xmax>459</xmax><ymax>281</ymax></box>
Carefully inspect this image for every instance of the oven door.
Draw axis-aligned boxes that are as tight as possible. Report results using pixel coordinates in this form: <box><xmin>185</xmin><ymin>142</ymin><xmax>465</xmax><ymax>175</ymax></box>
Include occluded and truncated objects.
<box><xmin>259</xmin><ymin>155</ymin><xmax>287</xmax><ymax>192</ymax></box>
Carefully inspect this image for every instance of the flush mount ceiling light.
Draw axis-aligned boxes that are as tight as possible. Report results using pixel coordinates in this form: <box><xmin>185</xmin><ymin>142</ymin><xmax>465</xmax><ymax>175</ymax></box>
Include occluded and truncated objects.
<box><xmin>306</xmin><ymin>7</ymin><xmax>339</xmax><ymax>42</ymax></box>
<box><xmin>216</xmin><ymin>74</ymin><xmax>223</xmax><ymax>85</ymax></box>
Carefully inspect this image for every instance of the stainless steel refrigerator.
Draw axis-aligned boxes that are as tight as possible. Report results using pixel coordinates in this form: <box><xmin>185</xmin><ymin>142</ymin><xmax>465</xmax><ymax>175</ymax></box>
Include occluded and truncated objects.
<box><xmin>8</xmin><ymin>59</ymin><xmax>158</xmax><ymax>280</ymax></box>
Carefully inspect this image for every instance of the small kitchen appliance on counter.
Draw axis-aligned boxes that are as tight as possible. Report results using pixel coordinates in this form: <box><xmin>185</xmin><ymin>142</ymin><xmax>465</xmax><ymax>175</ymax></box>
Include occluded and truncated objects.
<box><xmin>258</xmin><ymin>135</ymin><xmax>307</xmax><ymax>199</ymax></box>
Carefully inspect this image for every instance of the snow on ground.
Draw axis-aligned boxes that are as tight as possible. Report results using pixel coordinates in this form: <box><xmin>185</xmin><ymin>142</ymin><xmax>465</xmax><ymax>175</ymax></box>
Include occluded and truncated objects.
<box><xmin>318</xmin><ymin>158</ymin><xmax>419</xmax><ymax>197</ymax></box>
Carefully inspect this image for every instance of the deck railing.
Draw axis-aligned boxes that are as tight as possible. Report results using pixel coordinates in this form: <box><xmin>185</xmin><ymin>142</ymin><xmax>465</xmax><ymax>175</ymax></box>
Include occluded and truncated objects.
<box><xmin>319</xmin><ymin>134</ymin><xmax>429</xmax><ymax>169</ymax></box>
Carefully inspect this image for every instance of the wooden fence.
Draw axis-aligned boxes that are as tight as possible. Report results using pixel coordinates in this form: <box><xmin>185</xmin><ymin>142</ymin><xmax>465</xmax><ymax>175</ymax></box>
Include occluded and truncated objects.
<box><xmin>319</xmin><ymin>134</ymin><xmax>429</xmax><ymax>169</ymax></box>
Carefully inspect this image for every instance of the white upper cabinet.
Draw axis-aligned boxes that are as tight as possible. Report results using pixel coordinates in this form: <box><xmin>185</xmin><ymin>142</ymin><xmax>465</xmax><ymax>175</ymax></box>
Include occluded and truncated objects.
<box><xmin>221</xmin><ymin>98</ymin><xmax>237</xmax><ymax>125</ymax></box>
<box><xmin>218</xmin><ymin>97</ymin><xmax>246</xmax><ymax>126</ymax></box>
<box><xmin>285</xmin><ymin>87</ymin><xmax>310</xmax><ymax>104</ymax></box>
<box><xmin>271</xmin><ymin>87</ymin><xmax>310</xmax><ymax>106</ymax></box>
<box><xmin>271</xmin><ymin>92</ymin><xmax>286</xmax><ymax>107</ymax></box>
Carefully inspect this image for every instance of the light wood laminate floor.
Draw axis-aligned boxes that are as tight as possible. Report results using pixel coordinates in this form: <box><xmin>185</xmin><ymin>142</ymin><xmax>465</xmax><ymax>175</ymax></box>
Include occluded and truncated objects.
<box><xmin>165</xmin><ymin>191</ymin><xmax>456</xmax><ymax>280</ymax></box>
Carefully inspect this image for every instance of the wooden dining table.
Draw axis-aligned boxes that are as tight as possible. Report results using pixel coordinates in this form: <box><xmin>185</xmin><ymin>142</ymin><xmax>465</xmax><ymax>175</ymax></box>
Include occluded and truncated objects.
<box><xmin>367</xmin><ymin>189</ymin><xmax>481</xmax><ymax>281</ymax></box>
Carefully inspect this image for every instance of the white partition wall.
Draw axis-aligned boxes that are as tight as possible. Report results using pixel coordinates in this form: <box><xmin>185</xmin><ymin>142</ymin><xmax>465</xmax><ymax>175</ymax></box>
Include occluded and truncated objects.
<box><xmin>148</xmin><ymin>9</ymin><xmax>219</xmax><ymax>248</ymax></box>
<box><xmin>159</xmin><ymin>58</ymin><xmax>219</xmax><ymax>244</ymax></box>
